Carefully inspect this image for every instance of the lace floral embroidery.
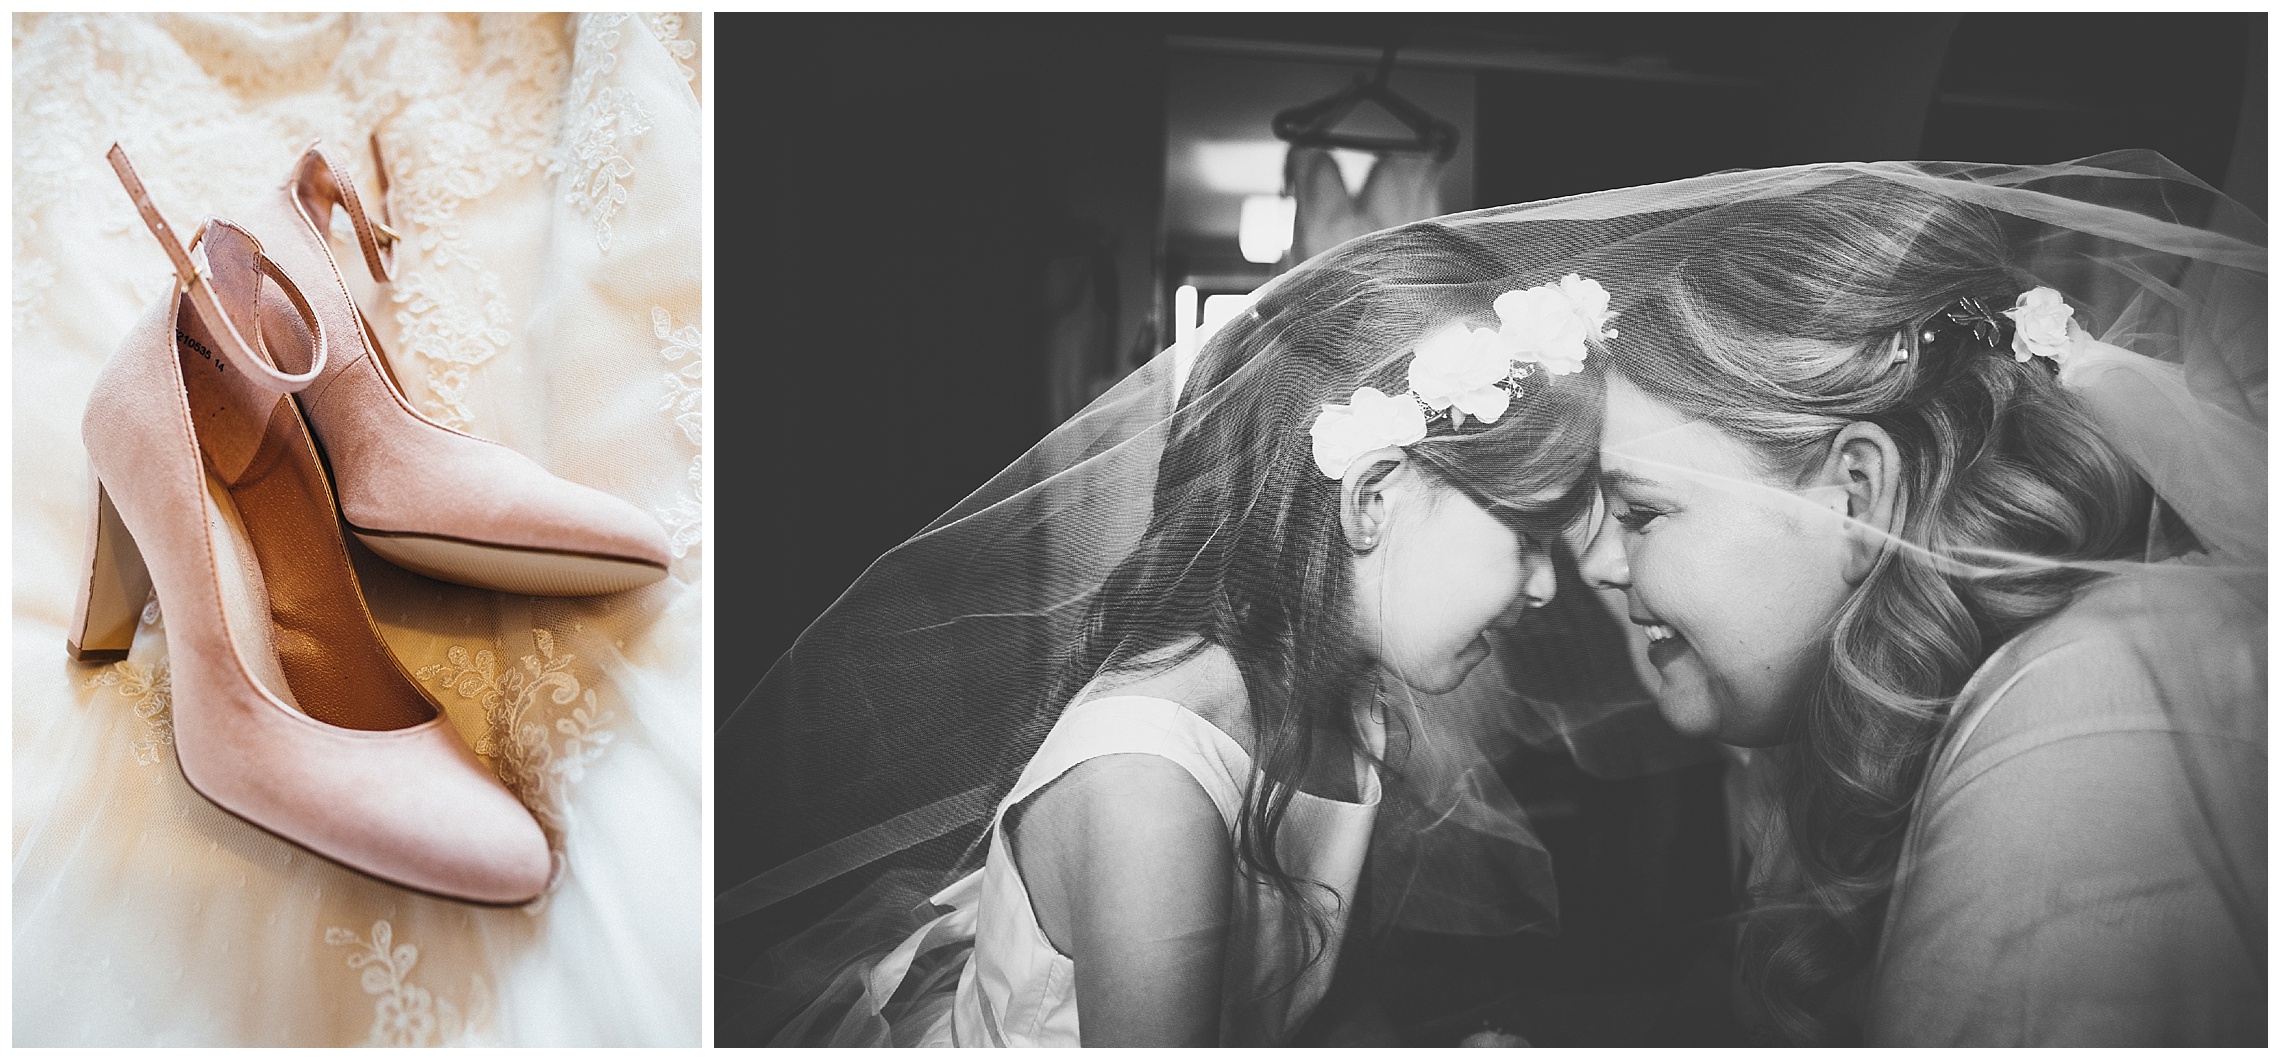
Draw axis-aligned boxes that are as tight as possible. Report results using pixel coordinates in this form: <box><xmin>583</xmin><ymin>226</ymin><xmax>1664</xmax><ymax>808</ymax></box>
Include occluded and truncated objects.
<box><xmin>416</xmin><ymin>627</ymin><xmax>616</xmax><ymax>913</ymax></box>
<box><xmin>80</xmin><ymin>598</ymin><xmax>172</xmax><ymax>766</ymax></box>
<box><xmin>655</xmin><ymin>305</ymin><xmax>703</xmax><ymax>558</ymax></box>
<box><xmin>644</xmin><ymin>12</ymin><xmax>699</xmax><ymax>86</ymax></box>
<box><xmin>325</xmin><ymin>920</ymin><xmax>484</xmax><ymax>1046</ymax></box>
<box><xmin>84</xmin><ymin>658</ymin><xmax>173</xmax><ymax>767</ymax></box>
<box><xmin>364</xmin><ymin>16</ymin><xmax>571</xmax><ymax>428</ymax></box>
<box><xmin>14</xmin><ymin>254</ymin><xmax>55</xmax><ymax>323</ymax></box>
<box><xmin>389</xmin><ymin>268</ymin><xmax>514</xmax><ymax>429</ymax></box>
<box><xmin>12</xmin><ymin>14</ymin><xmax>343</xmax><ymax>335</ymax></box>
<box><xmin>11</xmin><ymin>15</ymin><xmax>572</xmax><ymax>427</ymax></box>
<box><xmin>553</xmin><ymin>13</ymin><xmax>653</xmax><ymax>254</ymax></box>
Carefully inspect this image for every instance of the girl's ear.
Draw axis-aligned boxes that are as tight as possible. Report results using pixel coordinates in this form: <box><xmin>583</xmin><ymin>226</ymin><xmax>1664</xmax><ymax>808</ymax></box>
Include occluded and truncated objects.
<box><xmin>1339</xmin><ymin>447</ymin><xmax>1408</xmax><ymax>553</ymax></box>
<box><xmin>1807</xmin><ymin>421</ymin><xmax>1905</xmax><ymax>585</ymax></box>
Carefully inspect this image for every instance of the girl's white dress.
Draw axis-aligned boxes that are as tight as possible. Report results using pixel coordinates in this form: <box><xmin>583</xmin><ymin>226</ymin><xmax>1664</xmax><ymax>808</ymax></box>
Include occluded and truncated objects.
<box><xmin>852</xmin><ymin>694</ymin><xmax>1384</xmax><ymax>1047</ymax></box>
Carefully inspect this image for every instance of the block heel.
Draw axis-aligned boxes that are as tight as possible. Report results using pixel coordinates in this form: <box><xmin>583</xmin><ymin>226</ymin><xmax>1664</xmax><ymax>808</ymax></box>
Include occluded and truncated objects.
<box><xmin>67</xmin><ymin>476</ymin><xmax>152</xmax><ymax>663</ymax></box>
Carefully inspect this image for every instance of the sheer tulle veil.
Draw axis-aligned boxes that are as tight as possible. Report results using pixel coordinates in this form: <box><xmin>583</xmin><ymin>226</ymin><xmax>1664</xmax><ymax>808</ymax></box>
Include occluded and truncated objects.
<box><xmin>718</xmin><ymin>151</ymin><xmax>2263</xmax><ymax>1041</ymax></box>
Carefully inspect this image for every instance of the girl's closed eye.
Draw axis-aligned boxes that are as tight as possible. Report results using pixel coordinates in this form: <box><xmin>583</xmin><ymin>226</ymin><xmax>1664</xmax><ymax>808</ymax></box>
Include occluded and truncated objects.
<box><xmin>1612</xmin><ymin>502</ymin><xmax>1666</xmax><ymax>533</ymax></box>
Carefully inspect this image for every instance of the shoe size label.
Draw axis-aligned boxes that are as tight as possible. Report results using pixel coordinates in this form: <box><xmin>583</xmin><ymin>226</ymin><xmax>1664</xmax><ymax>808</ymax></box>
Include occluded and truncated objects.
<box><xmin>178</xmin><ymin>329</ymin><xmax>227</xmax><ymax>374</ymax></box>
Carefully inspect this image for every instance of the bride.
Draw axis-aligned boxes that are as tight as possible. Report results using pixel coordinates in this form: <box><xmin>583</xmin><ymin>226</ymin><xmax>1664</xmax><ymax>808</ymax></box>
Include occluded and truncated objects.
<box><xmin>722</xmin><ymin>153</ymin><xmax>2262</xmax><ymax>1046</ymax></box>
<box><xmin>1563</xmin><ymin>162</ymin><xmax>2264</xmax><ymax>1044</ymax></box>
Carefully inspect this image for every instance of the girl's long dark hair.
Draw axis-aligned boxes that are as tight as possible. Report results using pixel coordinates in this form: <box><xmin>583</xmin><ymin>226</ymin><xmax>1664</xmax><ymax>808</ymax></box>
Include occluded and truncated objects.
<box><xmin>1050</xmin><ymin>223</ymin><xmax>1601</xmax><ymax>1014</ymax></box>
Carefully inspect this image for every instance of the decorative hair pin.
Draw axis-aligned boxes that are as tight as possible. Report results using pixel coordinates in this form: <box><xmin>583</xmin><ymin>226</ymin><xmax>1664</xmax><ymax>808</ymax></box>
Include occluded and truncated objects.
<box><xmin>1895</xmin><ymin>286</ymin><xmax>2077</xmax><ymax>372</ymax></box>
<box><xmin>1940</xmin><ymin>295</ymin><xmax>2011</xmax><ymax>349</ymax></box>
<box><xmin>1310</xmin><ymin>274</ymin><xmax>1616</xmax><ymax>479</ymax></box>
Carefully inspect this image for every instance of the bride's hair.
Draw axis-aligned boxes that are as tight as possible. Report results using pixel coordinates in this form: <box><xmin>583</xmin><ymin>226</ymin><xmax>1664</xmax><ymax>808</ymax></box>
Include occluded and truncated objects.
<box><xmin>1603</xmin><ymin>179</ymin><xmax>2148</xmax><ymax>1043</ymax></box>
<box><xmin>1053</xmin><ymin>223</ymin><xmax>1600</xmax><ymax>998</ymax></box>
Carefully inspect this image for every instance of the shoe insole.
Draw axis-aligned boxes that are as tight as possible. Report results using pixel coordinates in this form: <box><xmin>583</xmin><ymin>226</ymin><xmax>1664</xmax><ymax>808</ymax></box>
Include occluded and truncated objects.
<box><xmin>180</xmin><ymin>285</ymin><xmax>436</xmax><ymax>733</ymax></box>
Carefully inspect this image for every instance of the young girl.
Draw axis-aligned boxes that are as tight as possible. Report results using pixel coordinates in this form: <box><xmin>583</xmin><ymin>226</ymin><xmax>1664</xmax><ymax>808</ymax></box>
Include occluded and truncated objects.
<box><xmin>1570</xmin><ymin>165</ymin><xmax>2264</xmax><ymax>1044</ymax></box>
<box><xmin>735</xmin><ymin>224</ymin><xmax>1619</xmax><ymax>1046</ymax></box>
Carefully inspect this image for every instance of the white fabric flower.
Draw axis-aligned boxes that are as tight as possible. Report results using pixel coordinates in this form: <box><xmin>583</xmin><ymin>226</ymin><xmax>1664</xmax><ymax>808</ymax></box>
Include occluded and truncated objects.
<box><xmin>1408</xmin><ymin>324</ymin><xmax>1514</xmax><ymax>426</ymax></box>
<box><xmin>1309</xmin><ymin>386</ymin><xmax>1427</xmax><ymax>479</ymax></box>
<box><xmin>1492</xmin><ymin>273</ymin><xmax>1615</xmax><ymax>376</ymax></box>
<box><xmin>2005</xmin><ymin>286</ymin><xmax>2075</xmax><ymax>364</ymax></box>
<box><xmin>1553</xmin><ymin>272</ymin><xmax>1617</xmax><ymax>336</ymax></box>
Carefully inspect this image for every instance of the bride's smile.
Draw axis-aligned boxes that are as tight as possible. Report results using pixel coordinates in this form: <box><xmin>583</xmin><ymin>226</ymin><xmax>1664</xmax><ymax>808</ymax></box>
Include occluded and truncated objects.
<box><xmin>1583</xmin><ymin>370</ymin><xmax>1860</xmax><ymax>746</ymax></box>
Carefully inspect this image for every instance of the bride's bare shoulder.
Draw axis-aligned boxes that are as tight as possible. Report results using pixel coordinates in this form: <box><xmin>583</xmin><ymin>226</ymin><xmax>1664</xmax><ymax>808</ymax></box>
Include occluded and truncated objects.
<box><xmin>1081</xmin><ymin>638</ymin><xmax>1255</xmax><ymax>753</ymax></box>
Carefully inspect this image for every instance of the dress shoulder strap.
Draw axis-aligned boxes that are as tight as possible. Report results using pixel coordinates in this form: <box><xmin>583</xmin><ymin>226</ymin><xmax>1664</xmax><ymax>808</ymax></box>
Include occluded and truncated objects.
<box><xmin>996</xmin><ymin>696</ymin><xmax>1251</xmax><ymax>832</ymax></box>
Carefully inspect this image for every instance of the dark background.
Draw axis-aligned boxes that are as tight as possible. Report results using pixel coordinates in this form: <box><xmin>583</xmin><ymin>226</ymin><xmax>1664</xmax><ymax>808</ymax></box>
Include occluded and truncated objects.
<box><xmin>716</xmin><ymin>12</ymin><xmax>2262</xmax><ymax>1045</ymax></box>
<box><xmin>722</xmin><ymin>12</ymin><xmax>2261</xmax><ymax>720</ymax></box>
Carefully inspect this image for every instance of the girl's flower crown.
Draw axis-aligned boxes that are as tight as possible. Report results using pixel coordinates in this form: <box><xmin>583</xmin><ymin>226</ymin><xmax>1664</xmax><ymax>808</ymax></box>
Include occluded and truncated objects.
<box><xmin>1309</xmin><ymin>274</ymin><xmax>1617</xmax><ymax>479</ymax></box>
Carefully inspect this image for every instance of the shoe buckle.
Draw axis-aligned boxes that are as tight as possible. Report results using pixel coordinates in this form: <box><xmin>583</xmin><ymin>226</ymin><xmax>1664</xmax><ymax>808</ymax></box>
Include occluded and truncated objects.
<box><xmin>176</xmin><ymin>258</ymin><xmax>211</xmax><ymax>294</ymax></box>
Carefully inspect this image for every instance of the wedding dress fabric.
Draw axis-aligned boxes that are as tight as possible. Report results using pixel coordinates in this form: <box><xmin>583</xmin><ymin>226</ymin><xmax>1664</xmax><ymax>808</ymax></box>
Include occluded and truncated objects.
<box><xmin>12</xmin><ymin>13</ymin><xmax>701</xmax><ymax>1046</ymax></box>
<box><xmin>1287</xmin><ymin>144</ymin><xmax>1445</xmax><ymax>263</ymax></box>
<box><xmin>1867</xmin><ymin>562</ymin><xmax>2263</xmax><ymax>1044</ymax></box>
<box><xmin>724</xmin><ymin>152</ymin><xmax>2260</xmax><ymax>1043</ymax></box>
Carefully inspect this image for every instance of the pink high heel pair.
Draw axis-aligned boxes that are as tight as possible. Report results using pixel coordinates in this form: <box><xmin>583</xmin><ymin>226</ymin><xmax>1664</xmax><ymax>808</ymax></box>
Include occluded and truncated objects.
<box><xmin>68</xmin><ymin>143</ymin><xmax>673</xmax><ymax>905</ymax></box>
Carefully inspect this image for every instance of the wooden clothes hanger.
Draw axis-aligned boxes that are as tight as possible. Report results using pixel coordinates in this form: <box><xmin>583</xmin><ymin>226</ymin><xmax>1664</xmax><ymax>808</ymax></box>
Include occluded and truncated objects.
<box><xmin>1272</xmin><ymin>44</ymin><xmax>1460</xmax><ymax>162</ymax></box>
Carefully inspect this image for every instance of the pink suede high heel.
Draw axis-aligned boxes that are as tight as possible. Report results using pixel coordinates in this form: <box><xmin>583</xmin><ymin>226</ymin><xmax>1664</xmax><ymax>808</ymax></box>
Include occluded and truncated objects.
<box><xmin>69</xmin><ymin>144</ymin><xmax>552</xmax><ymax>905</ymax></box>
<box><xmin>229</xmin><ymin>139</ymin><xmax>672</xmax><ymax>596</ymax></box>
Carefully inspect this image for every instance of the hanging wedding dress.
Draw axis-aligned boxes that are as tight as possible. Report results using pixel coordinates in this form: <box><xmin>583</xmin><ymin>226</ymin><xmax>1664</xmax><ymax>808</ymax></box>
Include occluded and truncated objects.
<box><xmin>12</xmin><ymin>13</ymin><xmax>701</xmax><ymax>1045</ymax></box>
<box><xmin>1286</xmin><ymin>144</ymin><xmax>1447</xmax><ymax>263</ymax></box>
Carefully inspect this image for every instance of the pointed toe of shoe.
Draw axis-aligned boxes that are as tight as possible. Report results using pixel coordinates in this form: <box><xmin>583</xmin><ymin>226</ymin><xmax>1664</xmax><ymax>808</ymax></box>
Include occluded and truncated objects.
<box><xmin>339</xmin><ymin>735</ymin><xmax>556</xmax><ymax>905</ymax></box>
<box><xmin>432</xmin><ymin>780</ymin><xmax>555</xmax><ymax>905</ymax></box>
<box><xmin>547</xmin><ymin>475</ymin><xmax>676</xmax><ymax>573</ymax></box>
<box><xmin>491</xmin><ymin>817</ymin><xmax>557</xmax><ymax>905</ymax></box>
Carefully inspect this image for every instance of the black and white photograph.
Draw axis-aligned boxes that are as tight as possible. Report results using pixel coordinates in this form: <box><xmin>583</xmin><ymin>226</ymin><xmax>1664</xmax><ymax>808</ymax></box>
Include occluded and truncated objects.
<box><xmin>708</xmin><ymin>11</ymin><xmax>2271</xmax><ymax>1049</ymax></box>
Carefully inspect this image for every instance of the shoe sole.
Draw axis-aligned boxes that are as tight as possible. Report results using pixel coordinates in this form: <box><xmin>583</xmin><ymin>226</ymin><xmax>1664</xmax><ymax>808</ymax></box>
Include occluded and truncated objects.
<box><xmin>353</xmin><ymin>528</ymin><xmax>669</xmax><ymax>596</ymax></box>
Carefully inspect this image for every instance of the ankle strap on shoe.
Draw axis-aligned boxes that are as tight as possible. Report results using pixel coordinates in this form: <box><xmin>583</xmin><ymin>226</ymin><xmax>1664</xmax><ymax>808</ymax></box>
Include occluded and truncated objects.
<box><xmin>293</xmin><ymin>139</ymin><xmax>398</xmax><ymax>284</ymax></box>
<box><xmin>107</xmin><ymin>143</ymin><xmax>329</xmax><ymax>394</ymax></box>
